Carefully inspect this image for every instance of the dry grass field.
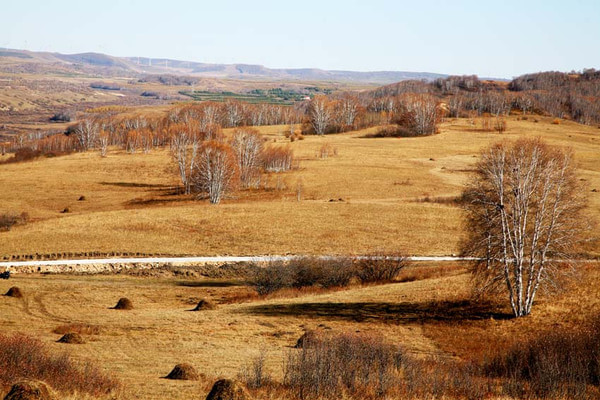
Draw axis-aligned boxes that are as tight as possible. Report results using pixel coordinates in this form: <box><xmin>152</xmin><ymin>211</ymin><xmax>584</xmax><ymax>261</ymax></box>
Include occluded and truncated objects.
<box><xmin>1</xmin><ymin>116</ymin><xmax>599</xmax><ymax>259</ymax></box>
<box><xmin>1</xmin><ymin>114</ymin><xmax>600</xmax><ymax>399</ymax></box>
<box><xmin>1</xmin><ymin>262</ymin><xmax>599</xmax><ymax>399</ymax></box>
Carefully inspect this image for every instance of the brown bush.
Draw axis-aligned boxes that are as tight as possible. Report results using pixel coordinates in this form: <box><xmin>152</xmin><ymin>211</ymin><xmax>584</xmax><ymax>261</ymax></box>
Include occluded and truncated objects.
<box><xmin>294</xmin><ymin>331</ymin><xmax>320</xmax><ymax>349</ymax></box>
<box><xmin>363</xmin><ymin>124</ymin><xmax>416</xmax><ymax>138</ymax></box>
<box><xmin>250</xmin><ymin>256</ymin><xmax>406</xmax><ymax>295</ymax></box>
<box><xmin>354</xmin><ymin>253</ymin><xmax>406</xmax><ymax>283</ymax></box>
<box><xmin>250</xmin><ymin>262</ymin><xmax>296</xmax><ymax>295</ymax></box>
<box><xmin>164</xmin><ymin>363</ymin><xmax>199</xmax><ymax>381</ymax></box>
<box><xmin>317</xmin><ymin>144</ymin><xmax>336</xmax><ymax>159</ymax></box>
<box><xmin>0</xmin><ymin>334</ymin><xmax>118</xmax><ymax>397</ymax></box>
<box><xmin>284</xmin><ymin>332</ymin><xmax>403</xmax><ymax>399</ymax></box>
<box><xmin>262</xmin><ymin>146</ymin><xmax>293</xmax><ymax>172</ymax></box>
<box><xmin>56</xmin><ymin>333</ymin><xmax>85</xmax><ymax>345</ymax></box>
<box><xmin>3</xmin><ymin>380</ymin><xmax>53</xmax><ymax>400</ymax></box>
<box><xmin>0</xmin><ymin>213</ymin><xmax>29</xmax><ymax>232</ymax></box>
<box><xmin>206</xmin><ymin>379</ymin><xmax>249</xmax><ymax>400</ymax></box>
<box><xmin>239</xmin><ymin>351</ymin><xmax>271</xmax><ymax>389</ymax></box>
<box><xmin>5</xmin><ymin>287</ymin><xmax>23</xmax><ymax>298</ymax></box>
<box><xmin>1</xmin><ymin>148</ymin><xmax>42</xmax><ymax>164</ymax></box>
<box><xmin>192</xmin><ymin>299</ymin><xmax>216</xmax><ymax>311</ymax></box>
<box><xmin>485</xmin><ymin>318</ymin><xmax>600</xmax><ymax>398</ymax></box>
<box><xmin>112</xmin><ymin>298</ymin><xmax>133</xmax><ymax>310</ymax></box>
<box><xmin>292</xmin><ymin>257</ymin><xmax>355</xmax><ymax>289</ymax></box>
<box><xmin>494</xmin><ymin>117</ymin><xmax>507</xmax><ymax>133</ymax></box>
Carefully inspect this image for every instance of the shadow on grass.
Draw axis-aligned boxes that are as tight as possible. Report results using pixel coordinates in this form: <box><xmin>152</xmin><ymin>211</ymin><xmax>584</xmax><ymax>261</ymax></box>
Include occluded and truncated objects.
<box><xmin>176</xmin><ymin>280</ymin><xmax>244</xmax><ymax>288</ymax></box>
<box><xmin>126</xmin><ymin>197</ymin><xmax>189</xmax><ymax>206</ymax></box>
<box><xmin>243</xmin><ymin>300</ymin><xmax>512</xmax><ymax>324</ymax></box>
<box><xmin>99</xmin><ymin>181</ymin><xmax>172</xmax><ymax>189</ymax></box>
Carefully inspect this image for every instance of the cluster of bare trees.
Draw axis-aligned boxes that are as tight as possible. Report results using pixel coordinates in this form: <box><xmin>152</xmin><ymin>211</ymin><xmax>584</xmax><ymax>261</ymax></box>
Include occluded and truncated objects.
<box><xmin>304</xmin><ymin>95</ymin><xmax>364</xmax><ymax>135</ymax></box>
<box><xmin>168</xmin><ymin>100</ymin><xmax>304</xmax><ymax>129</ymax></box>
<box><xmin>169</xmin><ymin>124</ymin><xmax>293</xmax><ymax>204</ymax></box>
<box><xmin>462</xmin><ymin>139</ymin><xmax>587</xmax><ymax>317</ymax></box>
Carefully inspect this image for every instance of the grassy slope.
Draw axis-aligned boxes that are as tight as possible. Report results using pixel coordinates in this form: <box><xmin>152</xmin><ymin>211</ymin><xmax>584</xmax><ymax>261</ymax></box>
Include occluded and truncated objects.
<box><xmin>1</xmin><ymin>117</ymin><xmax>599</xmax><ymax>258</ymax></box>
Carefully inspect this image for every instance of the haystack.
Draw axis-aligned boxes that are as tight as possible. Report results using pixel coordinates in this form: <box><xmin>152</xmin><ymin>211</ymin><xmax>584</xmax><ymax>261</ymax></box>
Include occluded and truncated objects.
<box><xmin>3</xmin><ymin>380</ymin><xmax>53</xmax><ymax>400</ymax></box>
<box><xmin>57</xmin><ymin>333</ymin><xmax>85</xmax><ymax>344</ymax></box>
<box><xmin>205</xmin><ymin>379</ymin><xmax>249</xmax><ymax>400</ymax></box>
<box><xmin>164</xmin><ymin>363</ymin><xmax>199</xmax><ymax>380</ymax></box>
<box><xmin>112</xmin><ymin>297</ymin><xmax>133</xmax><ymax>310</ymax></box>
<box><xmin>5</xmin><ymin>286</ymin><xmax>23</xmax><ymax>298</ymax></box>
<box><xmin>192</xmin><ymin>299</ymin><xmax>216</xmax><ymax>311</ymax></box>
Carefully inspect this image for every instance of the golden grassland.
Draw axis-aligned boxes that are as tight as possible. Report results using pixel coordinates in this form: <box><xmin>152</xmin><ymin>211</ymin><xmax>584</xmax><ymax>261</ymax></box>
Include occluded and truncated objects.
<box><xmin>1</xmin><ymin>263</ymin><xmax>599</xmax><ymax>399</ymax></box>
<box><xmin>1</xmin><ymin>116</ymin><xmax>599</xmax><ymax>259</ymax></box>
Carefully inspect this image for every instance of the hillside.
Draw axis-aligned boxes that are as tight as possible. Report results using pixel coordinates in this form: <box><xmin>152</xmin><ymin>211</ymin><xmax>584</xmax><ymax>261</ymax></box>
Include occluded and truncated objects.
<box><xmin>0</xmin><ymin>48</ymin><xmax>446</xmax><ymax>84</ymax></box>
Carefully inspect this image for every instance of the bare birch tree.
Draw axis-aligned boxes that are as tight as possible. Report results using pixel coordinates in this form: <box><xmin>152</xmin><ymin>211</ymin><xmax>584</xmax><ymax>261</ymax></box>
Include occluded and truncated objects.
<box><xmin>462</xmin><ymin>139</ymin><xmax>587</xmax><ymax>317</ymax></box>
<box><xmin>403</xmin><ymin>94</ymin><xmax>439</xmax><ymax>136</ymax></box>
<box><xmin>193</xmin><ymin>141</ymin><xmax>238</xmax><ymax>204</ymax></box>
<box><xmin>170</xmin><ymin>127</ymin><xmax>199</xmax><ymax>195</ymax></box>
<box><xmin>74</xmin><ymin>119</ymin><xmax>99</xmax><ymax>151</ymax></box>
<box><xmin>230</xmin><ymin>127</ymin><xmax>263</xmax><ymax>188</ymax></box>
<box><xmin>308</xmin><ymin>95</ymin><xmax>332</xmax><ymax>135</ymax></box>
<box><xmin>98</xmin><ymin>131</ymin><xmax>109</xmax><ymax>157</ymax></box>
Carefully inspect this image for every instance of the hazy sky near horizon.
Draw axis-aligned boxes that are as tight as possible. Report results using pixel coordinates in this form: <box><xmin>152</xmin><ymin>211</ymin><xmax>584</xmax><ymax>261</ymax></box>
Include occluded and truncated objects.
<box><xmin>3</xmin><ymin>0</ymin><xmax>599</xmax><ymax>78</ymax></box>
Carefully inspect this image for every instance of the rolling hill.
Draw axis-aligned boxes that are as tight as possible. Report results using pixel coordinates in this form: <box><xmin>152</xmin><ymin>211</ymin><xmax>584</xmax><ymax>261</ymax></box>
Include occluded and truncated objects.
<box><xmin>0</xmin><ymin>48</ymin><xmax>446</xmax><ymax>84</ymax></box>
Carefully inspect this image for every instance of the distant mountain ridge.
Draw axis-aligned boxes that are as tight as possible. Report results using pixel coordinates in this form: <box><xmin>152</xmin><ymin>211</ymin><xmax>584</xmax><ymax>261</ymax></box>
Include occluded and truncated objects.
<box><xmin>0</xmin><ymin>48</ymin><xmax>446</xmax><ymax>84</ymax></box>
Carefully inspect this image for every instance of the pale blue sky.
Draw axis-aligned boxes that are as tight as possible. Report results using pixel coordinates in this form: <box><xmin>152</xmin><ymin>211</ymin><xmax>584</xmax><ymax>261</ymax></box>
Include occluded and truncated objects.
<box><xmin>2</xmin><ymin>0</ymin><xmax>599</xmax><ymax>78</ymax></box>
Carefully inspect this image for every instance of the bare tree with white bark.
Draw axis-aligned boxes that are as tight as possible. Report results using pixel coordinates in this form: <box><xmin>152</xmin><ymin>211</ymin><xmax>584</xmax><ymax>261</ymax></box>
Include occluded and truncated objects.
<box><xmin>74</xmin><ymin>119</ymin><xmax>99</xmax><ymax>151</ymax></box>
<box><xmin>230</xmin><ymin>127</ymin><xmax>263</xmax><ymax>188</ymax></box>
<box><xmin>170</xmin><ymin>128</ymin><xmax>200</xmax><ymax>195</ymax></box>
<box><xmin>462</xmin><ymin>139</ymin><xmax>587</xmax><ymax>317</ymax></box>
<box><xmin>403</xmin><ymin>94</ymin><xmax>439</xmax><ymax>136</ymax></box>
<box><xmin>308</xmin><ymin>95</ymin><xmax>332</xmax><ymax>135</ymax></box>
<box><xmin>192</xmin><ymin>141</ymin><xmax>238</xmax><ymax>204</ymax></box>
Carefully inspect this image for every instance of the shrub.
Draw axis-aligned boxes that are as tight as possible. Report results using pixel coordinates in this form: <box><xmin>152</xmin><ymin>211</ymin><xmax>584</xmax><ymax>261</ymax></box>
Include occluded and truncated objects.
<box><xmin>494</xmin><ymin>117</ymin><xmax>507</xmax><ymax>133</ymax></box>
<box><xmin>0</xmin><ymin>334</ymin><xmax>118</xmax><ymax>396</ymax></box>
<box><xmin>0</xmin><ymin>212</ymin><xmax>29</xmax><ymax>232</ymax></box>
<box><xmin>284</xmin><ymin>332</ymin><xmax>403</xmax><ymax>399</ymax></box>
<box><xmin>239</xmin><ymin>352</ymin><xmax>271</xmax><ymax>389</ymax></box>
<box><xmin>49</xmin><ymin>112</ymin><xmax>72</xmax><ymax>122</ymax></box>
<box><xmin>354</xmin><ymin>253</ymin><xmax>406</xmax><ymax>283</ymax></box>
<box><xmin>364</xmin><ymin>124</ymin><xmax>417</xmax><ymax>138</ymax></box>
<box><xmin>485</xmin><ymin>319</ymin><xmax>600</xmax><ymax>398</ymax></box>
<box><xmin>317</xmin><ymin>144</ymin><xmax>336</xmax><ymax>159</ymax></box>
<box><xmin>250</xmin><ymin>263</ymin><xmax>296</xmax><ymax>295</ymax></box>
<box><xmin>293</xmin><ymin>257</ymin><xmax>355</xmax><ymax>288</ymax></box>
<box><xmin>2</xmin><ymin>148</ymin><xmax>42</xmax><ymax>164</ymax></box>
<box><xmin>249</xmin><ymin>256</ymin><xmax>406</xmax><ymax>295</ymax></box>
<box><xmin>262</xmin><ymin>146</ymin><xmax>293</xmax><ymax>172</ymax></box>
